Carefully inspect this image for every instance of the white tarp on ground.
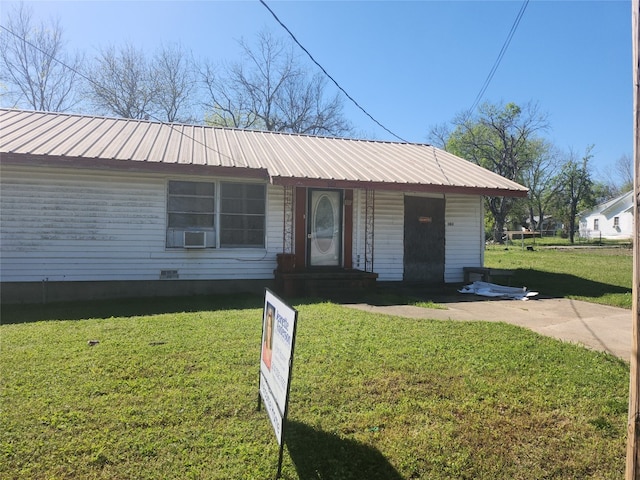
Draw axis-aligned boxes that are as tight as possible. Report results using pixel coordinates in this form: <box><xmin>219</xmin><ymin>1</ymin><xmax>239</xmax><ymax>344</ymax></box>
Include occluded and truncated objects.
<box><xmin>459</xmin><ymin>281</ymin><xmax>539</xmax><ymax>300</ymax></box>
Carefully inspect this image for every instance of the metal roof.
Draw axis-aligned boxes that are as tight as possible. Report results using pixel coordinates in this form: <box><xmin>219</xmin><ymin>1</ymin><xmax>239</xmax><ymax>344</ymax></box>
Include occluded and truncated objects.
<box><xmin>0</xmin><ymin>109</ymin><xmax>528</xmax><ymax>196</ymax></box>
<box><xmin>580</xmin><ymin>190</ymin><xmax>633</xmax><ymax>217</ymax></box>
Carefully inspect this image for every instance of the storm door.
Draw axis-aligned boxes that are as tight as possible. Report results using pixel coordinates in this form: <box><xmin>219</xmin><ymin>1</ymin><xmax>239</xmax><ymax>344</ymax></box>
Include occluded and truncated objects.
<box><xmin>403</xmin><ymin>196</ymin><xmax>445</xmax><ymax>283</ymax></box>
<box><xmin>308</xmin><ymin>189</ymin><xmax>343</xmax><ymax>267</ymax></box>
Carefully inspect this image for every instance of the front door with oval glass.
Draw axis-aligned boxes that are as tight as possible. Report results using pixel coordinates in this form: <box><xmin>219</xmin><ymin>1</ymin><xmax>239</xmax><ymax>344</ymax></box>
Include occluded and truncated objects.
<box><xmin>308</xmin><ymin>190</ymin><xmax>342</xmax><ymax>267</ymax></box>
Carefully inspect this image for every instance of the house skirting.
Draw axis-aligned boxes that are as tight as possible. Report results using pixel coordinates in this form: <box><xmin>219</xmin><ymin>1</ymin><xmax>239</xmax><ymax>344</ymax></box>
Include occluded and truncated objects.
<box><xmin>1</xmin><ymin>279</ymin><xmax>273</xmax><ymax>305</ymax></box>
<box><xmin>274</xmin><ymin>270</ymin><xmax>378</xmax><ymax>298</ymax></box>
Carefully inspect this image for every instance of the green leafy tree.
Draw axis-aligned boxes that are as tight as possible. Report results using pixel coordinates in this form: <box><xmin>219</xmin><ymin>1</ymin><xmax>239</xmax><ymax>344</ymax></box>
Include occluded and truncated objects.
<box><xmin>551</xmin><ymin>147</ymin><xmax>594</xmax><ymax>243</ymax></box>
<box><xmin>519</xmin><ymin>141</ymin><xmax>562</xmax><ymax>234</ymax></box>
<box><xmin>591</xmin><ymin>181</ymin><xmax>621</xmax><ymax>205</ymax></box>
<box><xmin>439</xmin><ymin>101</ymin><xmax>548</xmax><ymax>242</ymax></box>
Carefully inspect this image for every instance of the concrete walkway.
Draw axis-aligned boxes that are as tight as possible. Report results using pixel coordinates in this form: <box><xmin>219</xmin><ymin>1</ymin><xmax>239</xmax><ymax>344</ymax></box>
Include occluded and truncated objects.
<box><xmin>345</xmin><ymin>296</ymin><xmax>633</xmax><ymax>361</ymax></box>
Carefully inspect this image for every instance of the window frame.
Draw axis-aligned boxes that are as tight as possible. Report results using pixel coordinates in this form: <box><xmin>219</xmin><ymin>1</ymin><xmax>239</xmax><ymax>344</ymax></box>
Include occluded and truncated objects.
<box><xmin>166</xmin><ymin>180</ymin><xmax>216</xmax><ymax>249</ymax></box>
<box><xmin>219</xmin><ymin>182</ymin><xmax>267</xmax><ymax>248</ymax></box>
<box><xmin>166</xmin><ymin>179</ymin><xmax>266</xmax><ymax>250</ymax></box>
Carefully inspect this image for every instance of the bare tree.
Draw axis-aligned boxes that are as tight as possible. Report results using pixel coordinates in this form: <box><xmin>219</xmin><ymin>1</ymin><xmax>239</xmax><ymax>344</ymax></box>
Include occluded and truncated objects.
<box><xmin>84</xmin><ymin>43</ymin><xmax>157</xmax><ymax>119</ymax></box>
<box><xmin>200</xmin><ymin>61</ymin><xmax>259</xmax><ymax>129</ymax></box>
<box><xmin>85</xmin><ymin>42</ymin><xmax>199</xmax><ymax>122</ymax></box>
<box><xmin>427</xmin><ymin>122</ymin><xmax>452</xmax><ymax>149</ymax></box>
<box><xmin>614</xmin><ymin>153</ymin><xmax>634</xmax><ymax>192</ymax></box>
<box><xmin>600</xmin><ymin>153</ymin><xmax>633</xmax><ymax>197</ymax></box>
<box><xmin>153</xmin><ymin>43</ymin><xmax>198</xmax><ymax>123</ymax></box>
<box><xmin>0</xmin><ymin>2</ymin><xmax>83</xmax><ymax>111</ymax></box>
<box><xmin>201</xmin><ymin>30</ymin><xmax>352</xmax><ymax>136</ymax></box>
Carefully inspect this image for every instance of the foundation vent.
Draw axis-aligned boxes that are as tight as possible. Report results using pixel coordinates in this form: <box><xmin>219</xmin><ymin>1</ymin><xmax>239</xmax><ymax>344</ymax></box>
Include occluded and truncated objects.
<box><xmin>160</xmin><ymin>270</ymin><xmax>179</xmax><ymax>280</ymax></box>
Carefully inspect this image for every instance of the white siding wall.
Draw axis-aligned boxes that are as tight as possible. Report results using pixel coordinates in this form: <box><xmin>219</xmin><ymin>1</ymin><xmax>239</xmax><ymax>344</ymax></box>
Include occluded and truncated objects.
<box><xmin>444</xmin><ymin>194</ymin><xmax>484</xmax><ymax>282</ymax></box>
<box><xmin>0</xmin><ymin>165</ymin><xmax>282</xmax><ymax>282</ymax></box>
<box><xmin>351</xmin><ymin>190</ymin><xmax>484</xmax><ymax>282</ymax></box>
<box><xmin>1</xmin><ymin>164</ymin><xmax>485</xmax><ymax>285</ymax></box>
<box><xmin>371</xmin><ymin>190</ymin><xmax>405</xmax><ymax>281</ymax></box>
<box><xmin>615</xmin><ymin>211</ymin><xmax>634</xmax><ymax>239</ymax></box>
<box><xmin>351</xmin><ymin>190</ymin><xmax>403</xmax><ymax>281</ymax></box>
<box><xmin>580</xmin><ymin>211</ymin><xmax>633</xmax><ymax>240</ymax></box>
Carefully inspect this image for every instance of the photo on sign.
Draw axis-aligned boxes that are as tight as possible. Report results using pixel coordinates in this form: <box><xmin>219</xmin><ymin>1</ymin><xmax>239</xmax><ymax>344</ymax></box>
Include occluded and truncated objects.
<box><xmin>262</xmin><ymin>302</ymin><xmax>275</xmax><ymax>371</ymax></box>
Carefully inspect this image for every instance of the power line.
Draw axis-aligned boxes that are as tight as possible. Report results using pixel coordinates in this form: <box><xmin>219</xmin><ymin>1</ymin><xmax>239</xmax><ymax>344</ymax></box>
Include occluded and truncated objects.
<box><xmin>468</xmin><ymin>0</ymin><xmax>530</xmax><ymax>113</ymax></box>
<box><xmin>259</xmin><ymin>0</ymin><xmax>410</xmax><ymax>143</ymax></box>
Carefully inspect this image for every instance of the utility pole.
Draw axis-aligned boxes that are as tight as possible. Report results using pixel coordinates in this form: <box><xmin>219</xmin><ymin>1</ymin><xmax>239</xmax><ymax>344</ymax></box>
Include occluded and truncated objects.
<box><xmin>627</xmin><ymin>0</ymin><xmax>640</xmax><ymax>477</ymax></box>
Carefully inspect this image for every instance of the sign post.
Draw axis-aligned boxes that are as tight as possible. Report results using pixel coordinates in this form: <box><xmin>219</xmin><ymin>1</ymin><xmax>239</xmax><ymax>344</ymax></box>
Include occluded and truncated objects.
<box><xmin>258</xmin><ymin>288</ymin><xmax>298</xmax><ymax>479</ymax></box>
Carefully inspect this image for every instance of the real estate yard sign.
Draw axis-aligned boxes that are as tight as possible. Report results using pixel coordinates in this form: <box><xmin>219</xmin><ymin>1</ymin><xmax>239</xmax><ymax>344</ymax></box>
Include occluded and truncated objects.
<box><xmin>258</xmin><ymin>288</ymin><xmax>298</xmax><ymax>477</ymax></box>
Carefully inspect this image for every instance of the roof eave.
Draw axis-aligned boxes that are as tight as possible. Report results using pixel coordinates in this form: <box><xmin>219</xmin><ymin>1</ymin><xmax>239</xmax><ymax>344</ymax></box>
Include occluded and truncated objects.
<box><xmin>0</xmin><ymin>152</ymin><xmax>270</xmax><ymax>180</ymax></box>
<box><xmin>1</xmin><ymin>151</ymin><xmax>529</xmax><ymax>197</ymax></box>
<box><xmin>270</xmin><ymin>176</ymin><xmax>528</xmax><ymax>197</ymax></box>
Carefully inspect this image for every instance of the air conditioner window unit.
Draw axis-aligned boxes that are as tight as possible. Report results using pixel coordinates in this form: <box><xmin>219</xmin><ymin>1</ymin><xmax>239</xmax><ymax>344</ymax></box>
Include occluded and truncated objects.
<box><xmin>184</xmin><ymin>231</ymin><xmax>207</xmax><ymax>248</ymax></box>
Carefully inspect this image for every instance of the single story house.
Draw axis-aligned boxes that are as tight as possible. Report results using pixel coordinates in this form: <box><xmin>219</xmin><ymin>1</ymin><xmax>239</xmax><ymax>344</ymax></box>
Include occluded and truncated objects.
<box><xmin>579</xmin><ymin>191</ymin><xmax>633</xmax><ymax>241</ymax></box>
<box><xmin>0</xmin><ymin>109</ymin><xmax>527</xmax><ymax>303</ymax></box>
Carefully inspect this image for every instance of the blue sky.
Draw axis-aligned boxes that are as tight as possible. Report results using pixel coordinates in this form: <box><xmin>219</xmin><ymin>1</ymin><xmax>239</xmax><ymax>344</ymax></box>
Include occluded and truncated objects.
<box><xmin>3</xmin><ymin>0</ymin><xmax>633</xmax><ymax>177</ymax></box>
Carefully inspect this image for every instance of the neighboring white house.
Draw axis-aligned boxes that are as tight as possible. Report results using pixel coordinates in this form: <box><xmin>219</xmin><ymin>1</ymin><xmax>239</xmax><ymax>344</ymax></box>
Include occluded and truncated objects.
<box><xmin>579</xmin><ymin>191</ymin><xmax>633</xmax><ymax>241</ymax></box>
<box><xmin>0</xmin><ymin>109</ymin><xmax>528</xmax><ymax>303</ymax></box>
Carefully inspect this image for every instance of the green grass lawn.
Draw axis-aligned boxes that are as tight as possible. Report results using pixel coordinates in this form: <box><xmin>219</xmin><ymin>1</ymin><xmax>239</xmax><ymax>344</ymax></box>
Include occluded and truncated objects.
<box><xmin>485</xmin><ymin>245</ymin><xmax>633</xmax><ymax>308</ymax></box>
<box><xmin>1</xmin><ymin>297</ymin><xmax>629</xmax><ymax>479</ymax></box>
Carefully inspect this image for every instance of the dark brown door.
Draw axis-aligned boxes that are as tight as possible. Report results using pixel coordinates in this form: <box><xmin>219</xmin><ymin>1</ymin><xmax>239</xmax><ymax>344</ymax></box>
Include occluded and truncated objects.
<box><xmin>403</xmin><ymin>196</ymin><xmax>445</xmax><ymax>283</ymax></box>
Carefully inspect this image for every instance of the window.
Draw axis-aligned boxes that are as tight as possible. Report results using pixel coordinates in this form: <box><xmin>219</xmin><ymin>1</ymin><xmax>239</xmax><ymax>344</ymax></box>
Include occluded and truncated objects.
<box><xmin>593</xmin><ymin>219</ymin><xmax>599</xmax><ymax>231</ymax></box>
<box><xmin>614</xmin><ymin>216</ymin><xmax>620</xmax><ymax>228</ymax></box>
<box><xmin>166</xmin><ymin>180</ymin><xmax>266</xmax><ymax>249</ymax></box>
<box><xmin>220</xmin><ymin>183</ymin><xmax>266</xmax><ymax>247</ymax></box>
<box><xmin>167</xmin><ymin>181</ymin><xmax>216</xmax><ymax>248</ymax></box>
